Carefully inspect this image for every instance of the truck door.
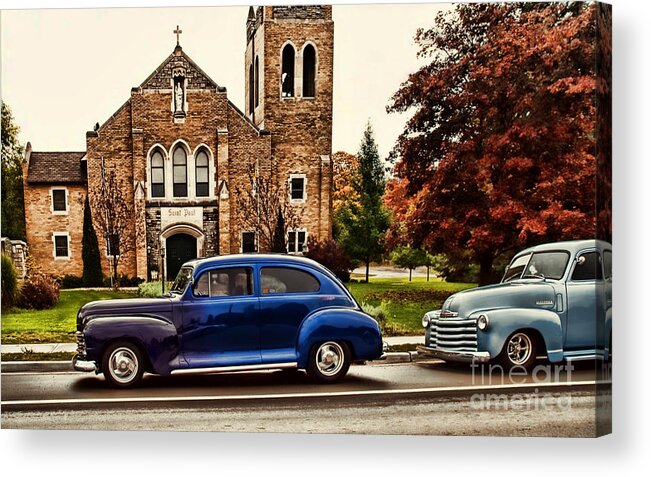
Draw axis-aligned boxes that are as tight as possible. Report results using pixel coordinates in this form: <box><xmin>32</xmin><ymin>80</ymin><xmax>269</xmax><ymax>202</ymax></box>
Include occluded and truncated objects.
<box><xmin>565</xmin><ymin>250</ymin><xmax>604</xmax><ymax>352</ymax></box>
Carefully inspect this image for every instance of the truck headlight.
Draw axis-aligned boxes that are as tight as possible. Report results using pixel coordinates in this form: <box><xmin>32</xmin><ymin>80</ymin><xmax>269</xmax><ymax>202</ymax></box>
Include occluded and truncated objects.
<box><xmin>422</xmin><ymin>314</ymin><xmax>431</xmax><ymax>328</ymax></box>
<box><xmin>477</xmin><ymin>314</ymin><xmax>489</xmax><ymax>331</ymax></box>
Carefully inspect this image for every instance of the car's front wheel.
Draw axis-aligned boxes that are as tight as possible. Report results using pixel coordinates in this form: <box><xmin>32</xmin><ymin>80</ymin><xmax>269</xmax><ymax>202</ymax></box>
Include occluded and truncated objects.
<box><xmin>306</xmin><ymin>341</ymin><xmax>351</xmax><ymax>383</ymax></box>
<box><xmin>498</xmin><ymin>331</ymin><xmax>538</xmax><ymax>371</ymax></box>
<box><xmin>102</xmin><ymin>341</ymin><xmax>145</xmax><ymax>388</ymax></box>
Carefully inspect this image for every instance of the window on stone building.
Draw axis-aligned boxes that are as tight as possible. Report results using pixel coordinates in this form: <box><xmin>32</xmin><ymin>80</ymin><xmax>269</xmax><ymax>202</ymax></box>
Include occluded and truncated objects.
<box><xmin>249</xmin><ymin>63</ymin><xmax>254</xmax><ymax>113</ymax></box>
<box><xmin>255</xmin><ymin>56</ymin><xmax>260</xmax><ymax>107</ymax></box>
<box><xmin>242</xmin><ymin>231</ymin><xmax>257</xmax><ymax>253</ymax></box>
<box><xmin>195</xmin><ymin>149</ymin><xmax>209</xmax><ymax>197</ymax></box>
<box><xmin>173</xmin><ymin>146</ymin><xmax>188</xmax><ymax>197</ymax></box>
<box><xmin>290</xmin><ymin>175</ymin><xmax>306</xmax><ymax>202</ymax></box>
<box><xmin>281</xmin><ymin>44</ymin><xmax>295</xmax><ymax>97</ymax></box>
<box><xmin>303</xmin><ymin>44</ymin><xmax>316</xmax><ymax>97</ymax></box>
<box><xmin>53</xmin><ymin>234</ymin><xmax>69</xmax><ymax>259</ymax></box>
<box><xmin>287</xmin><ymin>229</ymin><xmax>307</xmax><ymax>254</ymax></box>
<box><xmin>150</xmin><ymin>149</ymin><xmax>165</xmax><ymax>198</ymax></box>
<box><xmin>51</xmin><ymin>189</ymin><xmax>67</xmax><ymax>213</ymax></box>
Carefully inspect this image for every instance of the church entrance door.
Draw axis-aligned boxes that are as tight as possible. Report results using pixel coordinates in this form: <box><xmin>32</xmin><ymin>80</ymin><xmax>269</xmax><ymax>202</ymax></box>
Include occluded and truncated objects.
<box><xmin>166</xmin><ymin>233</ymin><xmax>197</xmax><ymax>281</ymax></box>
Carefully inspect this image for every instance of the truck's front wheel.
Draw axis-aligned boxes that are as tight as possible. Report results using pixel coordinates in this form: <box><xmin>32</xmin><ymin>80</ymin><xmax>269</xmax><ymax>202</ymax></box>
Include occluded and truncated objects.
<box><xmin>102</xmin><ymin>341</ymin><xmax>145</xmax><ymax>388</ymax></box>
<box><xmin>499</xmin><ymin>331</ymin><xmax>538</xmax><ymax>371</ymax></box>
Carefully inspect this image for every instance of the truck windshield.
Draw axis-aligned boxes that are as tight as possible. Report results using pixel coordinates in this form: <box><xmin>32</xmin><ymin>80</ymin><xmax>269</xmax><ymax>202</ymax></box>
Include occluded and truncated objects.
<box><xmin>503</xmin><ymin>251</ymin><xmax>569</xmax><ymax>282</ymax></box>
<box><xmin>170</xmin><ymin>267</ymin><xmax>193</xmax><ymax>294</ymax></box>
<box><xmin>502</xmin><ymin>254</ymin><xmax>531</xmax><ymax>282</ymax></box>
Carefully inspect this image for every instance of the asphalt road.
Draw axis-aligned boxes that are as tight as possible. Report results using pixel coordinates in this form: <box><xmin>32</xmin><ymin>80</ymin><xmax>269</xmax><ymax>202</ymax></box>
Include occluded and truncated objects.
<box><xmin>1</xmin><ymin>360</ymin><xmax>608</xmax><ymax>436</ymax></box>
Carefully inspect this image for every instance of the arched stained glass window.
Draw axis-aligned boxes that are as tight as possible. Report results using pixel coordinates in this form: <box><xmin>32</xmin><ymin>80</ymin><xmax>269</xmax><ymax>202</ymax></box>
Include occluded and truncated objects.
<box><xmin>195</xmin><ymin>149</ymin><xmax>209</xmax><ymax>197</ymax></box>
<box><xmin>172</xmin><ymin>146</ymin><xmax>187</xmax><ymax>197</ymax></box>
<box><xmin>150</xmin><ymin>149</ymin><xmax>165</xmax><ymax>198</ymax></box>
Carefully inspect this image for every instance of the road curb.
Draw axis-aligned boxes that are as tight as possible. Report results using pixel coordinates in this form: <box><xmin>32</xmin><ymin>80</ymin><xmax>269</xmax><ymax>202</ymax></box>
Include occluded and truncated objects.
<box><xmin>1</xmin><ymin>361</ymin><xmax>73</xmax><ymax>373</ymax></box>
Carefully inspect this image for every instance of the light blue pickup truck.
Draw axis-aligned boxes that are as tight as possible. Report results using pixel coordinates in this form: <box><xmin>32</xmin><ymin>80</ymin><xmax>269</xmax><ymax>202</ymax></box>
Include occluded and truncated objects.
<box><xmin>418</xmin><ymin>240</ymin><xmax>612</xmax><ymax>369</ymax></box>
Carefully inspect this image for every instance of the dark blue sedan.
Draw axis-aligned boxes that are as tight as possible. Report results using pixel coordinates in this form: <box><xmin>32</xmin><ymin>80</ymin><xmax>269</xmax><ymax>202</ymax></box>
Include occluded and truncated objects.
<box><xmin>73</xmin><ymin>254</ymin><xmax>385</xmax><ymax>388</ymax></box>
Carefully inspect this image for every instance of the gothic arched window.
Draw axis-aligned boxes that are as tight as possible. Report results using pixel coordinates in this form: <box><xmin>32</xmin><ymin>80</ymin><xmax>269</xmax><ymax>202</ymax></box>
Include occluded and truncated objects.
<box><xmin>281</xmin><ymin>44</ymin><xmax>295</xmax><ymax>98</ymax></box>
<box><xmin>195</xmin><ymin>148</ymin><xmax>210</xmax><ymax>197</ymax></box>
<box><xmin>303</xmin><ymin>44</ymin><xmax>316</xmax><ymax>98</ymax></box>
<box><xmin>150</xmin><ymin>149</ymin><xmax>165</xmax><ymax>198</ymax></box>
<box><xmin>248</xmin><ymin>63</ymin><xmax>254</xmax><ymax>113</ymax></box>
<box><xmin>172</xmin><ymin>146</ymin><xmax>187</xmax><ymax>197</ymax></box>
<box><xmin>255</xmin><ymin>56</ymin><xmax>260</xmax><ymax>107</ymax></box>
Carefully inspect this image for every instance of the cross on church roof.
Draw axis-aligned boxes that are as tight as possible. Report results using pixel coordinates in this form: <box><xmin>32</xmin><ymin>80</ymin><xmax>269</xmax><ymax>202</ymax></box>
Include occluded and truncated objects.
<box><xmin>174</xmin><ymin>25</ymin><xmax>182</xmax><ymax>46</ymax></box>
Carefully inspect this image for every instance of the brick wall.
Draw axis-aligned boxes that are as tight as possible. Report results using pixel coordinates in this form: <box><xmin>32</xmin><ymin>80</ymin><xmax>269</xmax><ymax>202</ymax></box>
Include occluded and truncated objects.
<box><xmin>22</xmin><ymin>181</ymin><xmax>87</xmax><ymax>277</ymax></box>
<box><xmin>246</xmin><ymin>5</ymin><xmax>334</xmax><ymax>244</ymax></box>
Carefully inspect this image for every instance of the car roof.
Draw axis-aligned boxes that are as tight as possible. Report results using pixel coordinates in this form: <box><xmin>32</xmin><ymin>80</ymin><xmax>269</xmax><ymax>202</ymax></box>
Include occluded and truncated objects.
<box><xmin>514</xmin><ymin>239</ymin><xmax>612</xmax><ymax>257</ymax></box>
<box><xmin>184</xmin><ymin>253</ymin><xmax>331</xmax><ymax>274</ymax></box>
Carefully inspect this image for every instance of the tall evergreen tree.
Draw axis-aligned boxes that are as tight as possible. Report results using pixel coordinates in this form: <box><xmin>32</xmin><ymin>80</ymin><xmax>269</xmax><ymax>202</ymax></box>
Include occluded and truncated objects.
<box><xmin>337</xmin><ymin>122</ymin><xmax>390</xmax><ymax>282</ymax></box>
<box><xmin>271</xmin><ymin>209</ymin><xmax>286</xmax><ymax>253</ymax></box>
<box><xmin>82</xmin><ymin>195</ymin><xmax>103</xmax><ymax>286</ymax></box>
<box><xmin>1</xmin><ymin>103</ymin><xmax>26</xmax><ymax>240</ymax></box>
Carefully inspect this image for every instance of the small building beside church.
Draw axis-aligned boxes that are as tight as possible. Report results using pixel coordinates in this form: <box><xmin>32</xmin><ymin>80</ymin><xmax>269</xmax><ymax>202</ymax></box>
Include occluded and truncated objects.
<box><xmin>22</xmin><ymin>5</ymin><xmax>334</xmax><ymax>280</ymax></box>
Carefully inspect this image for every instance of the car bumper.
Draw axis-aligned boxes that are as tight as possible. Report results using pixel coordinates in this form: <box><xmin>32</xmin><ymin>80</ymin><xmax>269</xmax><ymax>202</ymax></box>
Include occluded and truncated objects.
<box><xmin>417</xmin><ymin>346</ymin><xmax>490</xmax><ymax>363</ymax></box>
<box><xmin>72</xmin><ymin>354</ymin><xmax>98</xmax><ymax>373</ymax></box>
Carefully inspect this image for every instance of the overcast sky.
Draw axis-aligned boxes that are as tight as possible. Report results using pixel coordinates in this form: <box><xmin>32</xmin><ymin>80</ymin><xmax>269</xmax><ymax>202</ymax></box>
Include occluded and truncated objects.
<box><xmin>0</xmin><ymin>1</ymin><xmax>450</xmax><ymax>160</ymax></box>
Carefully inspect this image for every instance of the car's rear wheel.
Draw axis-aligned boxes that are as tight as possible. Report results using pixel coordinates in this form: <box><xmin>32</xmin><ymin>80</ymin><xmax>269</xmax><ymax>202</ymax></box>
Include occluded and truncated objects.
<box><xmin>306</xmin><ymin>341</ymin><xmax>351</xmax><ymax>383</ymax></box>
<box><xmin>499</xmin><ymin>331</ymin><xmax>537</xmax><ymax>371</ymax></box>
<box><xmin>102</xmin><ymin>341</ymin><xmax>145</xmax><ymax>388</ymax></box>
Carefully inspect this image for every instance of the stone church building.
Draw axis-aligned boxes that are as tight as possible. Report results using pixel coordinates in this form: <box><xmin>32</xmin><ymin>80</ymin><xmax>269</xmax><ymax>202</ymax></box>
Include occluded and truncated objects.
<box><xmin>22</xmin><ymin>5</ymin><xmax>334</xmax><ymax>280</ymax></box>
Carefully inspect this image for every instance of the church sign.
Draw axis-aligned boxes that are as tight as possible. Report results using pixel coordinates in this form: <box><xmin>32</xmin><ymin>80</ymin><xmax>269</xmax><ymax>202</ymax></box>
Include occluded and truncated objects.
<box><xmin>161</xmin><ymin>207</ymin><xmax>203</xmax><ymax>230</ymax></box>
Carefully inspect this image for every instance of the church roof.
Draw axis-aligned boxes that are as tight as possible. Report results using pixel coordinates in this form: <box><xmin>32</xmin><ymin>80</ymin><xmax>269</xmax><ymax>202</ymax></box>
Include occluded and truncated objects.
<box><xmin>27</xmin><ymin>152</ymin><xmax>87</xmax><ymax>184</ymax></box>
<box><xmin>139</xmin><ymin>46</ymin><xmax>222</xmax><ymax>91</ymax></box>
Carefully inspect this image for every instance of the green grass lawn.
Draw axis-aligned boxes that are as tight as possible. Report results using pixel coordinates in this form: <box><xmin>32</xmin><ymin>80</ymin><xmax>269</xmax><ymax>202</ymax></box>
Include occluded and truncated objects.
<box><xmin>0</xmin><ymin>278</ymin><xmax>475</xmax><ymax>344</ymax></box>
<box><xmin>346</xmin><ymin>277</ymin><xmax>476</xmax><ymax>334</ymax></box>
<box><xmin>1</xmin><ymin>289</ymin><xmax>137</xmax><ymax>344</ymax></box>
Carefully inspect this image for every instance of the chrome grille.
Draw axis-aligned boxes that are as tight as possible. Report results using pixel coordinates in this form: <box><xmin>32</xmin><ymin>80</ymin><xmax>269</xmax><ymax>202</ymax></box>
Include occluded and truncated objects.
<box><xmin>427</xmin><ymin>317</ymin><xmax>478</xmax><ymax>352</ymax></box>
<box><xmin>76</xmin><ymin>331</ymin><xmax>87</xmax><ymax>356</ymax></box>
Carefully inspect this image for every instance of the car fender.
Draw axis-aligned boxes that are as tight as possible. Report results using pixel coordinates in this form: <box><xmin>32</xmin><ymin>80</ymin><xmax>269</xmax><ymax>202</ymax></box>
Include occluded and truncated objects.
<box><xmin>84</xmin><ymin>316</ymin><xmax>180</xmax><ymax>375</ymax></box>
<box><xmin>296</xmin><ymin>308</ymin><xmax>383</xmax><ymax>368</ymax></box>
<box><xmin>474</xmin><ymin>308</ymin><xmax>564</xmax><ymax>362</ymax></box>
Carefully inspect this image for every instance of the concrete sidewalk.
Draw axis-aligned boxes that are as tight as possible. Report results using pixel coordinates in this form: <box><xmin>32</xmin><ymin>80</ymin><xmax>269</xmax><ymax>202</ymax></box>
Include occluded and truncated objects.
<box><xmin>0</xmin><ymin>335</ymin><xmax>424</xmax><ymax>355</ymax></box>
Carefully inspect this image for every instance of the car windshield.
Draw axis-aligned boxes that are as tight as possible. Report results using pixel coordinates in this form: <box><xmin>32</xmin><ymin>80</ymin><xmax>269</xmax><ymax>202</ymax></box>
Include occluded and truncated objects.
<box><xmin>503</xmin><ymin>251</ymin><xmax>570</xmax><ymax>282</ymax></box>
<box><xmin>170</xmin><ymin>267</ymin><xmax>193</xmax><ymax>294</ymax></box>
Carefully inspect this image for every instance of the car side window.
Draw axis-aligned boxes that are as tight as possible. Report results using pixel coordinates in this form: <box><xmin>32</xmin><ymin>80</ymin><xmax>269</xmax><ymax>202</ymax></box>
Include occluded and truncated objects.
<box><xmin>571</xmin><ymin>251</ymin><xmax>603</xmax><ymax>281</ymax></box>
<box><xmin>193</xmin><ymin>267</ymin><xmax>254</xmax><ymax>297</ymax></box>
<box><xmin>603</xmin><ymin>250</ymin><xmax>612</xmax><ymax>279</ymax></box>
<box><xmin>261</xmin><ymin>267</ymin><xmax>320</xmax><ymax>294</ymax></box>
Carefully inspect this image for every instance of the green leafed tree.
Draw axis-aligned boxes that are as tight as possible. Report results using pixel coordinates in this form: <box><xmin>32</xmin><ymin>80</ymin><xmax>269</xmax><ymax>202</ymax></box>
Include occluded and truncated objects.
<box><xmin>82</xmin><ymin>195</ymin><xmax>104</xmax><ymax>286</ymax></box>
<box><xmin>1</xmin><ymin>102</ymin><xmax>26</xmax><ymax>240</ymax></box>
<box><xmin>337</xmin><ymin>121</ymin><xmax>390</xmax><ymax>282</ymax></box>
<box><xmin>390</xmin><ymin>245</ymin><xmax>427</xmax><ymax>281</ymax></box>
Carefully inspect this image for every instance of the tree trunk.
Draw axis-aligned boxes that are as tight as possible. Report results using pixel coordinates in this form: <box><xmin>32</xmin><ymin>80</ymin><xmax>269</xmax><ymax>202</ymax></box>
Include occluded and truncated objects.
<box><xmin>409</xmin><ymin>268</ymin><xmax>412</xmax><ymax>281</ymax></box>
<box><xmin>365</xmin><ymin>259</ymin><xmax>370</xmax><ymax>283</ymax></box>
<box><xmin>426</xmin><ymin>266</ymin><xmax>430</xmax><ymax>282</ymax></box>
<box><xmin>478</xmin><ymin>254</ymin><xmax>495</xmax><ymax>287</ymax></box>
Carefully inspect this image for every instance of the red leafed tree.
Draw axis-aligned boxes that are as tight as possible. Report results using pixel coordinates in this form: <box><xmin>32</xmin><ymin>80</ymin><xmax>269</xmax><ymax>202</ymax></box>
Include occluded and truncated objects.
<box><xmin>386</xmin><ymin>2</ymin><xmax>610</xmax><ymax>285</ymax></box>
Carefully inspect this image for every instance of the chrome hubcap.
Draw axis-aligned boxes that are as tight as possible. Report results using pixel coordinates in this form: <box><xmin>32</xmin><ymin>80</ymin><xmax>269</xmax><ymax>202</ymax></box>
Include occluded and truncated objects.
<box><xmin>109</xmin><ymin>347</ymin><xmax>138</xmax><ymax>383</ymax></box>
<box><xmin>507</xmin><ymin>333</ymin><xmax>532</xmax><ymax>365</ymax></box>
<box><xmin>316</xmin><ymin>342</ymin><xmax>344</xmax><ymax>376</ymax></box>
